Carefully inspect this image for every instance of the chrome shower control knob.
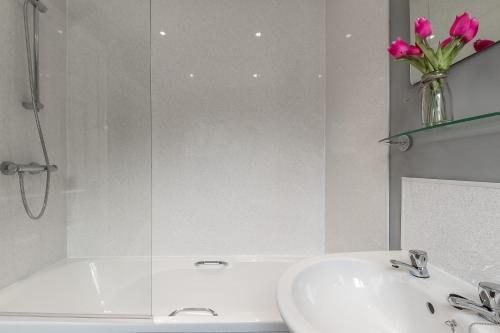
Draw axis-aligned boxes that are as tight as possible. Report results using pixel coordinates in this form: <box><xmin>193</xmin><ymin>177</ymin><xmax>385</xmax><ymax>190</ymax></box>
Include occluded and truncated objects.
<box><xmin>409</xmin><ymin>249</ymin><xmax>428</xmax><ymax>269</ymax></box>
<box><xmin>1</xmin><ymin>162</ymin><xmax>19</xmax><ymax>175</ymax></box>
<box><xmin>479</xmin><ymin>282</ymin><xmax>500</xmax><ymax>311</ymax></box>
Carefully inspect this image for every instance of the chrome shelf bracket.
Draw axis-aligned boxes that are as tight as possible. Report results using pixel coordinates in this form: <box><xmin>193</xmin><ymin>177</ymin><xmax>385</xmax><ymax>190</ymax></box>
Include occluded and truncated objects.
<box><xmin>385</xmin><ymin>135</ymin><xmax>412</xmax><ymax>152</ymax></box>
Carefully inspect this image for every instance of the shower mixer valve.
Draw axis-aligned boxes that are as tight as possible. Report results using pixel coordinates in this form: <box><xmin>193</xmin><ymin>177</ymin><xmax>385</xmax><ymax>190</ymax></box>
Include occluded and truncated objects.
<box><xmin>22</xmin><ymin>100</ymin><xmax>44</xmax><ymax>110</ymax></box>
<box><xmin>1</xmin><ymin>161</ymin><xmax>57</xmax><ymax>176</ymax></box>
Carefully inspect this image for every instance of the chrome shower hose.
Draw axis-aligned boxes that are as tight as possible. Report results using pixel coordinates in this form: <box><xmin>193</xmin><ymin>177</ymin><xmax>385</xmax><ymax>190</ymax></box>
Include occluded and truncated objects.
<box><xmin>20</xmin><ymin>0</ymin><xmax>52</xmax><ymax>219</ymax></box>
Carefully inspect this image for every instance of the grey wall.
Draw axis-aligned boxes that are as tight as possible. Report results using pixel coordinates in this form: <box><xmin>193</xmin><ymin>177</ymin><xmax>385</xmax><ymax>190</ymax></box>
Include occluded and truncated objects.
<box><xmin>389</xmin><ymin>0</ymin><xmax>500</xmax><ymax>249</ymax></box>
<box><xmin>325</xmin><ymin>0</ymin><xmax>389</xmax><ymax>253</ymax></box>
<box><xmin>152</xmin><ymin>0</ymin><xmax>325</xmax><ymax>256</ymax></box>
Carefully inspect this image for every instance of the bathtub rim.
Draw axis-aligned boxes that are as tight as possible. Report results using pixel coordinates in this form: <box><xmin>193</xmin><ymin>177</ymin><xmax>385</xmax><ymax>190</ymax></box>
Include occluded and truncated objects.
<box><xmin>0</xmin><ymin>255</ymin><xmax>309</xmax><ymax>332</ymax></box>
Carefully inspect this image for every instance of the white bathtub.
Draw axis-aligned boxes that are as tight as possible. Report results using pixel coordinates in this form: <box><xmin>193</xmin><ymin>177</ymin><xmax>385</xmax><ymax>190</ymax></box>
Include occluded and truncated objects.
<box><xmin>0</xmin><ymin>256</ymin><xmax>300</xmax><ymax>332</ymax></box>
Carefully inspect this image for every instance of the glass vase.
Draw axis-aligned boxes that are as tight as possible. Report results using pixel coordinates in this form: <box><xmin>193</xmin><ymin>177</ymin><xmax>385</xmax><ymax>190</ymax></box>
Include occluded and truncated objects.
<box><xmin>420</xmin><ymin>71</ymin><xmax>453</xmax><ymax>127</ymax></box>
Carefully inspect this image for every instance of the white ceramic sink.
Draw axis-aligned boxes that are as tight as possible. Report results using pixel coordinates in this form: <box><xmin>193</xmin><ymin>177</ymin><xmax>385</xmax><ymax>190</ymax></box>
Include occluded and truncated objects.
<box><xmin>277</xmin><ymin>251</ymin><xmax>500</xmax><ymax>333</ymax></box>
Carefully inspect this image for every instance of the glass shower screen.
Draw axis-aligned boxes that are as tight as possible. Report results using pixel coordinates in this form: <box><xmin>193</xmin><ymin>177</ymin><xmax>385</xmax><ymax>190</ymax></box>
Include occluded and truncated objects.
<box><xmin>0</xmin><ymin>0</ymin><xmax>152</xmax><ymax>318</ymax></box>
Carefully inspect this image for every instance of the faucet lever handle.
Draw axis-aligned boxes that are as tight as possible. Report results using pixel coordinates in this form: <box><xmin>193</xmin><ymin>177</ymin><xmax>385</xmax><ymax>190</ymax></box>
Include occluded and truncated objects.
<box><xmin>479</xmin><ymin>282</ymin><xmax>500</xmax><ymax>311</ymax></box>
<box><xmin>409</xmin><ymin>249</ymin><xmax>428</xmax><ymax>269</ymax></box>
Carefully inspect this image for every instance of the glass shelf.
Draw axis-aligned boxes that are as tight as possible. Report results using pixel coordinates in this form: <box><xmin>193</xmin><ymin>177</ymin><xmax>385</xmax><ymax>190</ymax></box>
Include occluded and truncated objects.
<box><xmin>380</xmin><ymin>111</ymin><xmax>500</xmax><ymax>143</ymax></box>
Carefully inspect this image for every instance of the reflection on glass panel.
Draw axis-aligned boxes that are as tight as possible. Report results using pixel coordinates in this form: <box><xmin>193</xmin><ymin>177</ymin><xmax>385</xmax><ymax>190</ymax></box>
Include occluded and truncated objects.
<box><xmin>65</xmin><ymin>0</ymin><xmax>152</xmax><ymax>316</ymax></box>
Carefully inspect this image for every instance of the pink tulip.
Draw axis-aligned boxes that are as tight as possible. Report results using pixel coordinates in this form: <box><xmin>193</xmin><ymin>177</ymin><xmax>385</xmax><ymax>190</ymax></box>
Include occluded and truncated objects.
<box><xmin>388</xmin><ymin>37</ymin><xmax>411</xmax><ymax>58</ymax></box>
<box><xmin>474</xmin><ymin>39</ymin><xmax>496</xmax><ymax>52</ymax></box>
<box><xmin>408</xmin><ymin>45</ymin><xmax>423</xmax><ymax>56</ymax></box>
<box><xmin>462</xmin><ymin>17</ymin><xmax>479</xmax><ymax>42</ymax></box>
<box><xmin>441</xmin><ymin>37</ymin><xmax>453</xmax><ymax>48</ymax></box>
<box><xmin>450</xmin><ymin>12</ymin><xmax>472</xmax><ymax>37</ymax></box>
<box><xmin>415</xmin><ymin>17</ymin><xmax>433</xmax><ymax>38</ymax></box>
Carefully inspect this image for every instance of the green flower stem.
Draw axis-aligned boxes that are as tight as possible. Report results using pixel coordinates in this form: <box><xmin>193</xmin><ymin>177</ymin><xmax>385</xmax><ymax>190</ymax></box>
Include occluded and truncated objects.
<box><xmin>415</xmin><ymin>34</ymin><xmax>438</xmax><ymax>71</ymax></box>
<box><xmin>430</xmin><ymin>79</ymin><xmax>442</xmax><ymax>92</ymax></box>
<box><xmin>399</xmin><ymin>56</ymin><xmax>427</xmax><ymax>74</ymax></box>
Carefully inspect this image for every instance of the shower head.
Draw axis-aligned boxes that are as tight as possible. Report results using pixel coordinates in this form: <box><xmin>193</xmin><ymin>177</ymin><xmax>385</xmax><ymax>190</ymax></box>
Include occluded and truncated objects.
<box><xmin>27</xmin><ymin>0</ymin><xmax>48</xmax><ymax>13</ymax></box>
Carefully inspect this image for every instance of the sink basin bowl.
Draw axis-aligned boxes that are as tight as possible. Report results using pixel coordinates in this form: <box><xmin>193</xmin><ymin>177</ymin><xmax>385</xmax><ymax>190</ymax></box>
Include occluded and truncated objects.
<box><xmin>277</xmin><ymin>251</ymin><xmax>498</xmax><ymax>333</ymax></box>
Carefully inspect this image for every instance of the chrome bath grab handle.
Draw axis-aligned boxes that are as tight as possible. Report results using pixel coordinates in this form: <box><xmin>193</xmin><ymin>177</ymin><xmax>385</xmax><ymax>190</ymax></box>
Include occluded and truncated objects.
<box><xmin>169</xmin><ymin>308</ymin><xmax>218</xmax><ymax>317</ymax></box>
<box><xmin>194</xmin><ymin>260</ymin><xmax>228</xmax><ymax>267</ymax></box>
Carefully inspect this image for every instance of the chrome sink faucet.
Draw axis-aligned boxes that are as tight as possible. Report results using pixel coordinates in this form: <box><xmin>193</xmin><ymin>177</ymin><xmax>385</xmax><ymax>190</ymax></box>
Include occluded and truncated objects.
<box><xmin>390</xmin><ymin>249</ymin><xmax>430</xmax><ymax>278</ymax></box>
<box><xmin>448</xmin><ymin>282</ymin><xmax>500</xmax><ymax>324</ymax></box>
